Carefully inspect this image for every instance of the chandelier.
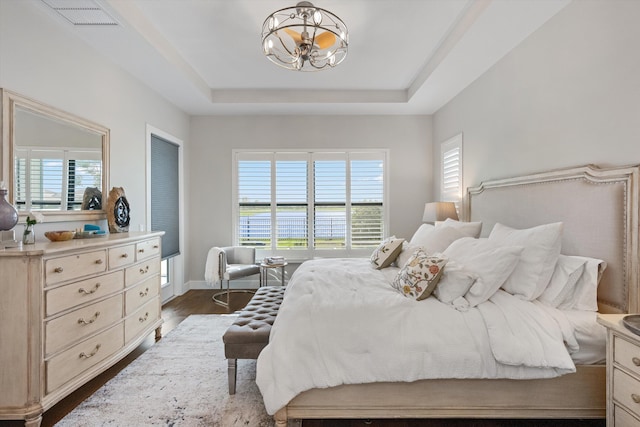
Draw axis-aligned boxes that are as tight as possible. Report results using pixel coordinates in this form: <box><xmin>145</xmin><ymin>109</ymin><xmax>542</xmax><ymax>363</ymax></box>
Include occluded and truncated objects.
<box><xmin>261</xmin><ymin>1</ymin><xmax>348</xmax><ymax>71</ymax></box>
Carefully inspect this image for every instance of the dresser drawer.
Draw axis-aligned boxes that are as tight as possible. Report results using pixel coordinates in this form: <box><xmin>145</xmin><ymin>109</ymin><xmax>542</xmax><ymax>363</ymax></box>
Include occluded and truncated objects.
<box><xmin>125</xmin><ymin>258</ymin><xmax>160</xmax><ymax>287</ymax></box>
<box><xmin>615</xmin><ymin>405</ymin><xmax>640</xmax><ymax>427</ymax></box>
<box><xmin>135</xmin><ymin>238</ymin><xmax>161</xmax><ymax>261</ymax></box>
<box><xmin>108</xmin><ymin>244</ymin><xmax>136</xmax><ymax>269</ymax></box>
<box><xmin>45</xmin><ymin>250</ymin><xmax>107</xmax><ymax>285</ymax></box>
<box><xmin>45</xmin><ymin>270</ymin><xmax>124</xmax><ymax>316</ymax></box>
<box><xmin>615</xmin><ymin>336</ymin><xmax>640</xmax><ymax>377</ymax></box>
<box><xmin>46</xmin><ymin>323</ymin><xmax>124</xmax><ymax>393</ymax></box>
<box><xmin>125</xmin><ymin>275</ymin><xmax>160</xmax><ymax>315</ymax></box>
<box><xmin>45</xmin><ymin>295</ymin><xmax>123</xmax><ymax>355</ymax></box>
<box><xmin>125</xmin><ymin>298</ymin><xmax>160</xmax><ymax>342</ymax></box>
<box><xmin>613</xmin><ymin>368</ymin><xmax>640</xmax><ymax>419</ymax></box>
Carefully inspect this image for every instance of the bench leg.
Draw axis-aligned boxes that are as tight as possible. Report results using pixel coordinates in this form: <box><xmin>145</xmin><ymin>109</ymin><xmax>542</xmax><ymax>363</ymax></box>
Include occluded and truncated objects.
<box><xmin>228</xmin><ymin>358</ymin><xmax>237</xmax><ymax>394</ymax></box>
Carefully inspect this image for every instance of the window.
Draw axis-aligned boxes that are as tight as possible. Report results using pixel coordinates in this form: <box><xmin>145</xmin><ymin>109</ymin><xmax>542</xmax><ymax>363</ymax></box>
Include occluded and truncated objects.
<box><xmin>234</xmin><ymin>150</ymin><xmax>387</xmax><ymax>259</ymax></box>
<box><xmin>14</xmin><ymin>147</ymin><xmax>102</xmax><ymax>211</ymax></box>
<box><xmin>441</xmin><ymin>134</ymin><xmax>463</xmax><ymax>208</ymax></box>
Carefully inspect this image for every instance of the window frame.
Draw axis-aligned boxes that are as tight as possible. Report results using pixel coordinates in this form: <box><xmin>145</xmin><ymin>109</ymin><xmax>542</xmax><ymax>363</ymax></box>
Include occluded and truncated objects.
<box><xmin>233</xmin><ymin>149</ymin><xmax>389</xmax><ymax>261</ymax></box>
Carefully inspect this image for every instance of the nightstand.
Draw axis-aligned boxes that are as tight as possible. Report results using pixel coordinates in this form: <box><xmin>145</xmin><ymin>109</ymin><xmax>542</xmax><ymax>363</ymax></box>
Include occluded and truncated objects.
<box><xmin>598</xmin><ymin>314</ymin><xmax>640</xmax><ymax>426</ymax></box>
<box><xmin>260</xmin><ymin>261</ymin><xmax>288</xmax><ymax>286</ymax></box>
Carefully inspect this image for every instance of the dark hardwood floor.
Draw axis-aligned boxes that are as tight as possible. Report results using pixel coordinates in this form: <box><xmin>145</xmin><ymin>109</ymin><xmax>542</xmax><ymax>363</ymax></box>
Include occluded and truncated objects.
<box><xmin>2</xmin><ymin>290</ymin><xmax>605</xmax><ymax>427</ymax></box>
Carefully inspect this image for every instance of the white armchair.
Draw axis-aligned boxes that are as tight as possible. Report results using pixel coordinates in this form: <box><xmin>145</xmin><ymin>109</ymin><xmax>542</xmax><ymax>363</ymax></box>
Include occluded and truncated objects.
<box><xmin>205</xmin><ymin>246</ymin><xmax>261</xmax><ymax>307</ymax></box>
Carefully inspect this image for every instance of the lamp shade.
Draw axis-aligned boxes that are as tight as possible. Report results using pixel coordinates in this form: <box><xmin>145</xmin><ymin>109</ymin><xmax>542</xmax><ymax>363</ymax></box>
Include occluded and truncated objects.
<box><xmin>422</xmin><ymin>202</ymin><xmax>458</xmax><ymax>223</ymax></box>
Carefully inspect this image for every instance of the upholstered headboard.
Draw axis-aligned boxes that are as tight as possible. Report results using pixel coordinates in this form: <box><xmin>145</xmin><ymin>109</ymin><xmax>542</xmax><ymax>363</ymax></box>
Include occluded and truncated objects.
<box><xmin>467</xmin><ymin>164</ymin><xmax>639</xmax><ymax>314</ymax></box>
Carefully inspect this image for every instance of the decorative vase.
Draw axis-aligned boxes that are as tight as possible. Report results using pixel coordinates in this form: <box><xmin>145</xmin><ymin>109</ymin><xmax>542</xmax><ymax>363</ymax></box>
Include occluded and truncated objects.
<box><xmin>107</xmin><ymin>187</ymin><xmax>130</xmax><ymax>233</ymax></box>
<box><xmin>0</xmin><ymin>188</ymin><xmax>19</xmax><ymax>231</ymax></box>
<box><xmin>23</xmin><ymin>224</ymin><xmax>35</xmax><ymax>245</ymax></box>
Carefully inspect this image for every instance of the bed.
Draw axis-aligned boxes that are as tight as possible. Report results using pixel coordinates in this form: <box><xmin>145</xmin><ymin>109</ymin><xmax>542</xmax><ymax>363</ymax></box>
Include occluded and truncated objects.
<box><xmin>256</xmin><ymin>164</ymin><xmax>640</xmax><ymax>427</ymax></box>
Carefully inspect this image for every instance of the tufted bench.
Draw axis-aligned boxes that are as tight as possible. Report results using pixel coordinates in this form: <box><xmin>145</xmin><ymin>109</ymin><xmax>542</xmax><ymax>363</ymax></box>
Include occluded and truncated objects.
<box><xmin>223</xmin><ymin>285</ymin><xmax>285</xmax><ymax>394</ymax></box>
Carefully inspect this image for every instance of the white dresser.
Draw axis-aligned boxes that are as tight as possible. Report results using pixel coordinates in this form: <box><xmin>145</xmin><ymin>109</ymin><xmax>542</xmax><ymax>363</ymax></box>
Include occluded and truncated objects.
<box><xmin>598</xmin><ymin>314</ymin><xmax>640</xmax><ymax>426</ymax></box>
<box><xmin>0</xmin><ymin>232</ymin><xmax>164</xmax><ymax>427</ymax></box>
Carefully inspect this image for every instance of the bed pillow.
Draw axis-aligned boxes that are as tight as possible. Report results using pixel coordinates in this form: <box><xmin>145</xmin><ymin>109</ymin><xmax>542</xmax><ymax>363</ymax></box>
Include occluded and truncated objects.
<box><xmin>409</xmin><ymin>223</ymin><xmax>435</xmax><ymax>245</ymax></box>
<box><xmin>537</xmin><ymin>255</ymin><xmax>586</xmax><ymax>308</ymax></box>
<box><xmin>557</xmin><ymin>257</ymin><xmax>606</xmax><ymax>311</ymax></box>
<box><xmin>370</xmin><ymin>236</ymin><xmax>404</xmax><ymax>269</ymax></box>
<box><xmin>443</xmin><ymin>237</ymin><xmax>523</xmax><ymax>307</ymax></box>
<box><xmin>488</xmin><ymin>222</ymin><xmax>563</xmax><ymax>301</ymax></box>
<box><xmin>432</xmin><ymin>259</ymin><xmax>478</xmax><ymax>304</ymax></box>
<box><xmin>398</xmin><ymin>226</ymin><xmax>466</xmax><ymax>267</ymax></box>
<box><xmin>437</xmin><ymin>218</ymin><xmax>483</xmax><ymax>238</ymax></box>
<box><xmin>391</xmin><ymin>249</ymin><xmax>447</xmax><ymax>300</ymax></box>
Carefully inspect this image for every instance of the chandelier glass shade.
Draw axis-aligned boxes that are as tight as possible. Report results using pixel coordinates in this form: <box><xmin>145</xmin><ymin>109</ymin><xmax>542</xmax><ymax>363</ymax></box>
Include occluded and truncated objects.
<box><xmin>262</xmin><ymin>1</ymin><xmax>348</xmax><ymax>71</ymax></box>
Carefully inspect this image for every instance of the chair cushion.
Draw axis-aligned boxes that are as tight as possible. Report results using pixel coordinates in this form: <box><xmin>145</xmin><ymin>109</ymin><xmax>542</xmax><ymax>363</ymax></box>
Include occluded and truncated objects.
<box><xmin>224</xmin><ymin>264</ymin><xmax>260</xmax><ymax>280</ymax></box>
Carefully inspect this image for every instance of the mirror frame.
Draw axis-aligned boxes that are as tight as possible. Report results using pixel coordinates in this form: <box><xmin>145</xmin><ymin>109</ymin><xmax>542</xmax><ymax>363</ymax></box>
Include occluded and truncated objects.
<box><xmin>1</xmin><ymin>88</ymin><xmax>110</xmax><ymax>222</ymax></box>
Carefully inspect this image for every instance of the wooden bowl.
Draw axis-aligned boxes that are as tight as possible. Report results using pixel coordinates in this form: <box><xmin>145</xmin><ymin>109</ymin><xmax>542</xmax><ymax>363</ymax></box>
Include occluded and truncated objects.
<box><xmin>44</xmin><ymin>230</ymin><xmax>76</xmax><ymax>242</ymax></box>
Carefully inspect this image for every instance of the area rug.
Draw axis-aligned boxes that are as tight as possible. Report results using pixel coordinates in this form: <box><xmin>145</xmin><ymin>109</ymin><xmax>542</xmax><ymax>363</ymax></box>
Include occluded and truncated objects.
<box><xmin>56</xmin><ymin>314</ymin><xmax>274</xmax><ymax>426</ymax></box>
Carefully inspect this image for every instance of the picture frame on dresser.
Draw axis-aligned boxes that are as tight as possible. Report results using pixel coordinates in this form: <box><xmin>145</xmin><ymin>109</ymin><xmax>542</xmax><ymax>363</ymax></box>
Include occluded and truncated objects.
<box><xmin>0</xmin><ymin>231</ymin><xmax>164</xmax><ymax>427</ymax></box>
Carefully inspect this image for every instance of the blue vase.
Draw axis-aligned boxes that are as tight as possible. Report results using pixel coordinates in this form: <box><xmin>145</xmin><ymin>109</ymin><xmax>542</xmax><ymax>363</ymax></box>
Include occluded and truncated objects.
<box><xmin>0</xmin><ymin>188</ymin><xmax>18</xmax><ymax>231</ymax></box>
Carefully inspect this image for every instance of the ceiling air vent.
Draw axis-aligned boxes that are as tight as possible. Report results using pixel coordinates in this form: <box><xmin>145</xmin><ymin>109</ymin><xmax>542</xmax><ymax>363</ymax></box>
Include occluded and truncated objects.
<box><xmin>41</xmin><ymin>0</ymin><xmax>119</xmax><ymax>26</ymax></box>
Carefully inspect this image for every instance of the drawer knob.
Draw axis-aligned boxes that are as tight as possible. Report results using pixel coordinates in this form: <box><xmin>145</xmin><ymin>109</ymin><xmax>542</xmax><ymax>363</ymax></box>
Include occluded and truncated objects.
<box><xmin>139</xmin><ymin>287</ymin><xmax>149</xmax><ymax>298</ymax></box>
<box><xmin>153</xmin><ymin>245</ymin><xmax>159</xmax><ymax>249</ymax></box>
<box><xmin>121</xmin><ymin>253</ymin><xmax>129</xmax><ymax>258</ymax></box>
<box><xmin>78</xmin><ymin>283</ymin><xmax>101</xmax><ymax>295</ymax></box>
<box><xmin>95</xmin><ymin>259</ymin><xmax>103</xmax><ymax>265</ymax></box>
<box><xmin>138</xmin><ymin>249</ymin><xmax>145</xmax><ymax>253</ymax></box>
<box><xmin>140</xmin><ymin>266</ymin><xmax>150</xmax><ymax>274</ymax></box>
<box><xmin>139</xmin><ymin>312</ymin><xmax>150</xmax><ymax>323</ymax></box>
<box><xmin>79</xmin><ymin>344</ymin><xmax>101</xmax><ymax>359</ymax></box>
<box><xmin>633</xmin><ymin>357</ymin><xmax>640</xmax><ymax>367</ymax></box>
<box><xmin>78</xmin><ymin>311</ymin><xmax>101</xmax><ymax>325</ymax></box>
<box><xmin>632</xmin><ymin>394</ymin><xmax>640</xmax><ymax>404</ymax></box>
<box><xmin>54</xmin><ymin>267</ymin><xmax>64</xmax><ymax>273</ymax></box>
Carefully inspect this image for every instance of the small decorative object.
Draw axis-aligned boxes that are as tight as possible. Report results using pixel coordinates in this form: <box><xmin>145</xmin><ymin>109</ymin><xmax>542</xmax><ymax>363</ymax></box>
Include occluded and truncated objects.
<box><xmin>0</xmin><ymin>181</ymin><xmax>19</xmax><ymax>231</ymax></box>
<box><xmin>44</xmin><ymin>230</ymin><xmax>76</xmax><ymax>242</ymax></box>
<box><xmin>75</xmin><ymin>224</ymin><xmax>107</xmax><ymax>239</ymax></box>
<box><xmin>107</xmin><ymin>187</ymin><xmax>130</xmax><ymax>233</ymax></box>
<box><xmin>23</xmin><ymin>211</ymin><xmax>44</xmax><ymax>245</ymax></box>
<box><xmin>81</xmin><ymin>187</ymin><xmax>102</xmax><ymax>210</ymax></box>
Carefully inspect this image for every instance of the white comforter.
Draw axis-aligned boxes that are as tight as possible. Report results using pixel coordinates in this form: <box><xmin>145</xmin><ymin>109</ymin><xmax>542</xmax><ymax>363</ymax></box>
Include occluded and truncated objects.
<box><xmin>256</xmin><ymin>258</ymin><xmax>577</xmax><ymax>415</ymax></box>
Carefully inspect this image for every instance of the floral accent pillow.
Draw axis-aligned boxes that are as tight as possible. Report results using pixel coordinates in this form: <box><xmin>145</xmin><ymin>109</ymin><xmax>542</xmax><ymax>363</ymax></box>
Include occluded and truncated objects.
<box><xmin>392</xmin><ymin>249</ymin><xmax>448</xmax><ymax>300</ymax></box>
<box><xmin>370</xmin><ymin>236</ymin><xmax>404</xmax><ymax>269</ymax></box>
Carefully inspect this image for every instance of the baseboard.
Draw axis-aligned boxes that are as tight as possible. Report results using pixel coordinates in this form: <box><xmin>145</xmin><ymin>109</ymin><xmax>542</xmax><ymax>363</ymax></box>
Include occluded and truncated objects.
<box><xmin>186</xmin><ymin>279</ymin><xmax>261</xmax><ymax>291</ymax></box>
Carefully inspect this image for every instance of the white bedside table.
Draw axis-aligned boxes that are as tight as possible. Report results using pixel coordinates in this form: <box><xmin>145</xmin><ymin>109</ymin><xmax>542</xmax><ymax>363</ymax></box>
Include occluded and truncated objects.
<box><xmin>598</xmin><ymin>314</ymin><xmax>640</xmax><ymax>426</ymax></box>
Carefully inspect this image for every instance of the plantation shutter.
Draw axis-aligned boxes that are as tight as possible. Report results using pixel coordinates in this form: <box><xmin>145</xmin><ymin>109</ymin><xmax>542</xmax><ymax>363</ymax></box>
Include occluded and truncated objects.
<box><xmin>276</xmin><ymin>154</ymin><xmax>308</xmax><ymax>249</ymax></box>
<box><xmin>313</xmin><ymin>154</ymin><xmax>346</xmax><ymax>249</ymax></box>
<box><xmin>350</xmin><ymin>153</ymin><xmax>384</xmax><ymax>246</ymax></box>
<box><xmin>237</xmin><ymin>154</ymin><xmax>272</xmax><ymax>247</ymax></box>
<box><xmin>14</xmin><ymin>147</ymin><xmax>101</xmax><ymax>211</ymax></box>
<box><xmin>150</xmin><ymin>134</ymin><xmax>180</xmax><ymax>259</ymax></box>
<box><xmin>441</xmin><ymin>134</ymin><xmax>462</xmax><ymax>206</ymax></box>
<box><xmin>67</xmin><ymin>150</ymin><xmax>102</xmax><ymax>210</ymax></box>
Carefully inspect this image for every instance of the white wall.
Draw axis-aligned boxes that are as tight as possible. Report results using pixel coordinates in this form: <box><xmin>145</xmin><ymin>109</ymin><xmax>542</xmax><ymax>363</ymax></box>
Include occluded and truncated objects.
<box><xmin>188</xmin><ymin>115</ymin><xmax>432</xmax><ymax>284</ymax></box>
<box><xmin>0</xmin><ymin>0</ymin><xmax>190</xmax><ymax>284</ymax></box>
<box><xmin>433</xmin><ymin>0</ymin><xmax>640</xmax><ymax>198</ymax></box>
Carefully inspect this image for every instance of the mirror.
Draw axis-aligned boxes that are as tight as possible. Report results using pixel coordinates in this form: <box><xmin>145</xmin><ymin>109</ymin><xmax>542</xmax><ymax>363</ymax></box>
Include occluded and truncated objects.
<box><xmin>1</xmin><ymin>89</ymin><xmax>110</xmax><ymax>221</ymax></box>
